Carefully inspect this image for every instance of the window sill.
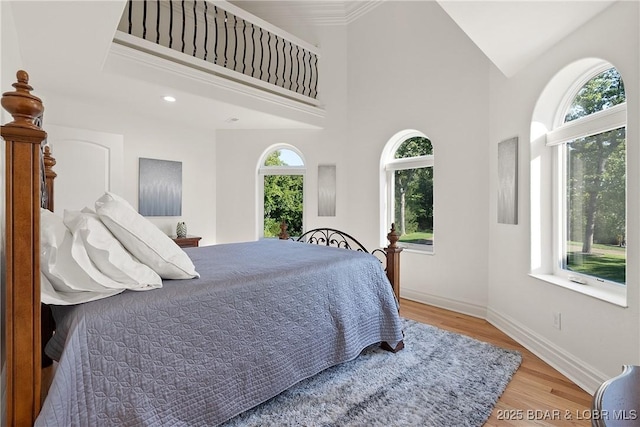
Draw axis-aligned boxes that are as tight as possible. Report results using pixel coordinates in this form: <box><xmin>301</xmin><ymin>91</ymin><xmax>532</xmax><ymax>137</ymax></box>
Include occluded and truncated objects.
<box><xmin>529</xmin><ymin>274</ymin><xmax>627</xmax><ymax>308</ymax></box>
<box><xmin>400</xmin><ymin>246</ymin><xmax>435</xmax><ymax>256</ymax></box>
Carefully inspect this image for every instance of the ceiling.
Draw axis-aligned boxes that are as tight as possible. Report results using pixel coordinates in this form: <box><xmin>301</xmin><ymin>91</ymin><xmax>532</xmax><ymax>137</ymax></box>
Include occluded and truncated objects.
<box><xmin>230</xmin><ymin>0</ymin><xmax>385</xmax><ymax>26</ymax></box>
<box><xmin>235</xmin><ymin>0</ymin><xmax>618</xmax><ymax>78</ymax></box>
<box><xmin>8</xmin><ymin>0</ymin><xmax>325</xmax><ymax>132</ymax></box>
<box><xmin>6</xmin><ymin>1</ymin><xmax>619</xmax><ymax>133</ymax></box>
<box><xmin>436</xmin><ymin>0</ymin><xmax>618</xmax><ymax>77</ymax></box>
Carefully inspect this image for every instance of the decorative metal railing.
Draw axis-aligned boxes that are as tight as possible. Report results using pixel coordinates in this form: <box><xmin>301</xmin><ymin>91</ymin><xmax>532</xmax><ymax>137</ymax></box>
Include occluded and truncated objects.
<box><xmin>278</xmin><ymin>223</ymin><xmax>393</xmax><ymax>271</ymax></box>
<box><xmin>118</xmin><ymin>0</ymin><xmax>319</xmax><ymax>101</ymax></box>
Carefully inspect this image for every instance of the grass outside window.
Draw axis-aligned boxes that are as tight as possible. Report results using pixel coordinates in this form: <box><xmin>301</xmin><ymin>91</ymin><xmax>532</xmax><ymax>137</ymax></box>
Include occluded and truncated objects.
<box><xmin>566</xmin><ymin>242</ymin><xmax>625</xmax><ymax>284</ymax></box>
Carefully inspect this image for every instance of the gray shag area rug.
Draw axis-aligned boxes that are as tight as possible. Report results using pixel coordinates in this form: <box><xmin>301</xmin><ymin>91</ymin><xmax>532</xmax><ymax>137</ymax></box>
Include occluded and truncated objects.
<box><xmin>222</xmin><ymin>318</ymin><xmax>522</xmax><ymax>427</ymax></box>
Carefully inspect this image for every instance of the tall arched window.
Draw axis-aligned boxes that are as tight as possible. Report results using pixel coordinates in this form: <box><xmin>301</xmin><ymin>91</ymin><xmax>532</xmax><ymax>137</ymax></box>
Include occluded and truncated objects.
<box><xmin>381</xmin><ymin>130</ymin><xmax>434</xmax><ymax>252</ymax></box>
<box><xmin>258</xmin><ymin>145</ymin><xmax>305</xmax><ymax>238</ymax></box>
<box><xmin>546</xmin><ymin>65</ymin><xmax>626</xmax><ymax>289</ymax></box>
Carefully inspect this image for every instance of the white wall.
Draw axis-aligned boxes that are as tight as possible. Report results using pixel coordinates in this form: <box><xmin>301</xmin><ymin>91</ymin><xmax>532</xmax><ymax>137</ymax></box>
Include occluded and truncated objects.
<box><xmin>216</xmin><ymin>24</ymin><xmax>349</xmax><ymax>244</ymax></box>
<box><xmin>218</xmin><ymin>1</ymin><xmax>493</xmax><ymax>317</ymax></box>
<box><xmin>2</xmin><ymin>0</ymin><xmax>217</xmax><ymax>246</ymax></box>
<box><xmin>1</xmin><ymin>1</ymin><xmax>23</xmax><ymax>125</ymax></box>
<box><xmin>36</xmin><ymin>90</ymin><xmax>217</xmax><ymax>245</ymax></box>
<box><xmin>487</xmin><ymin>1</ymin><xmax>640</xmax><ymax>392</ymax></box>
<box><xmin>4</xmin><ymin>0</ymin><xmax>637</xmax><ymax>397</ymax></box>
<box><xmin>346</xmin><ymin>1</ymin><xmax>492</xmax><ymax>316</ymax></box>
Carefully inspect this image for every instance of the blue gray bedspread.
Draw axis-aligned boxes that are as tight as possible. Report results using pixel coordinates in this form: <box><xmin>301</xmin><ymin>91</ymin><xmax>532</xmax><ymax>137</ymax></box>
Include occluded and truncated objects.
<box><xmin>36</xmin><ymin>239</ymin><xmax>403</xmax><ymax>426</ymax></box>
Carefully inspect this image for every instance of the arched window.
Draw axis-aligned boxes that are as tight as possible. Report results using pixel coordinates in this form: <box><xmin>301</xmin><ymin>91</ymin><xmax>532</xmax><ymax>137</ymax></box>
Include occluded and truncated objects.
<box><xmin>257</xmin><ymin>145</ymin><xmax>305</xmax><ymax>238</ymax></box>
<box><xmin>545</xmin><ymin>65</ymin><xmax>626</xmax><ymax>290</ymax></box>
<box><xmin>381</xmin><ymin>130</ymin><xmax>434</xmax><ymax>252</ymax></box>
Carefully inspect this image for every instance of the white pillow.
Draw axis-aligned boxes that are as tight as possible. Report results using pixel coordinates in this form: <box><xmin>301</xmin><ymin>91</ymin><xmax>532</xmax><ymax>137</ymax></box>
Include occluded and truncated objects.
<box><xmin>94</xmin><ymin>192</ymin><xmax>199</xmax><ymax>279</ymax></box>
<box><xmin>41</xmin><ymin>272</ymin><xmax>122</xmax><ymax>306</ymax></box>
<box><xmin>63</xmin><ymin>209</ymin><xmax>162</xmax><ymax>290</ymax></box>
<box><xmin>40</xmin><ymin>208</ymin><xmax>128</xmax><ymax>297</ymax></box>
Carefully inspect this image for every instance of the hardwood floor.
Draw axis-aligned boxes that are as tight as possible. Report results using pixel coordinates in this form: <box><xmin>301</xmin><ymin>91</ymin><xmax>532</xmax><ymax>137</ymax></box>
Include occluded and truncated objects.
<box><xmin>399</xmin><ymin>298</ymin><xmax>593</xmax><ymax>426</ymax></box>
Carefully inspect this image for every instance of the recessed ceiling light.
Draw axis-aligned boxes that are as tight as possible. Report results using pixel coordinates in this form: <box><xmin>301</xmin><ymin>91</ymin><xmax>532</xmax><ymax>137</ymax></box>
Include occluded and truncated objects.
<box><xmin>225</xmin><ymin>117</ymin><xmax>239</xmax><ymax>123</ymax></box>
<box><xmin>163</xmin><ymin>95</ymin><xmax>176</xmax><ymax>103</ymax></box>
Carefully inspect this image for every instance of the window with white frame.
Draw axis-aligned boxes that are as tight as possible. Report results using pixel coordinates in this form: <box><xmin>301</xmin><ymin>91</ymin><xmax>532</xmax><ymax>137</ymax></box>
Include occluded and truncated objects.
<box><xmin>382</xmin><ymin>131</ymin><xmax>434</xmax><ymax>252</ymax></box>
<box><xmin>546</xmin><ymin>66</ymin><xmax>626</xmax><ymax>290</ymax></box>
<box><xmin>258</xmin><ymin>145</ymin><xmax>305</xmax><ymax>238</ymax></box>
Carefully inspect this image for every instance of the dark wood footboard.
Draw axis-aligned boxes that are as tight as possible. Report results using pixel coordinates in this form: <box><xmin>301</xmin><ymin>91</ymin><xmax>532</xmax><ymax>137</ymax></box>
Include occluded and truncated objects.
<box><xmin>381</xmin><ymin>340</ymin><xmax>405</xmax><ymax>353</ymax></box>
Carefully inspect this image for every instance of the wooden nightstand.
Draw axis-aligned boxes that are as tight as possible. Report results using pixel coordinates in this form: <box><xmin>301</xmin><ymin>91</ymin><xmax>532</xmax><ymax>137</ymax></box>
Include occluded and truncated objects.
<box><xmin>171</xmin><ymin>235</ymin><xmax>202</xmax><ymax>248</ymax></box>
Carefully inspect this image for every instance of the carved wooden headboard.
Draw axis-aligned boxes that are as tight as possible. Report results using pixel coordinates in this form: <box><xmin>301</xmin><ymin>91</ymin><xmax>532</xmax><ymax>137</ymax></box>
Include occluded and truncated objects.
<box><xmin>1</xmin><ymin>70</ymin><xmax>49</xmax><ymax>425</ymax></box>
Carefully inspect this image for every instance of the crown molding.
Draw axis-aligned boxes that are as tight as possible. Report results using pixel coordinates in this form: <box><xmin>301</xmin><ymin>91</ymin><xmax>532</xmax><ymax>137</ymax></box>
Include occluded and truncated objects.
<box><xmin>230</xmin><ymin>1</ymin><xmax>384</xmax><ymax>26</ymax></box>
<box><xmin>344</xmin><ymin>1</ymin><xmax>384</xmax><ymax>24</ymax></box>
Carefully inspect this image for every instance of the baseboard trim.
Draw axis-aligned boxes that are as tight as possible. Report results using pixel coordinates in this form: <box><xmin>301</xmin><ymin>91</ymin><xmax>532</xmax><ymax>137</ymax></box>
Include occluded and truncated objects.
<box><xmin>400</xmin><ymin>290</ymin><xmax>608</xmax><ymax>394</ymax></box>
<box><xmin>486</xmin><ymin>307</ymin><xmax>607</xmax><ymax>394</ymax></box>
<box><xmin>401</xmin><ymin>289</ymin><xmax>487</xmax><ymax>319</ymax></box>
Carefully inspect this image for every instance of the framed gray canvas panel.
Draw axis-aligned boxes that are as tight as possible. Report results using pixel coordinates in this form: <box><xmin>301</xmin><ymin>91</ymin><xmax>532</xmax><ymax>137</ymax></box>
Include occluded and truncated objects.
<box><xmin>497</xmin><ymin>137</ymin><xmax>518</xmax><ymax>224</ymax></box>
<box><xmin>139</xmin><ymin>158</ymin><xmax>182</xmax><ymax>216</ymax></box>
<box><xmin>318</xmin><ymin>164</ymin><xmax>336</xmax><ymax>217</ymax></box>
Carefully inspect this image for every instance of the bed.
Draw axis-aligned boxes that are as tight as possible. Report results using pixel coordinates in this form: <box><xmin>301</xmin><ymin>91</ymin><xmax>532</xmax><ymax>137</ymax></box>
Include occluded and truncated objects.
<box><xmin>1</xmin><ymin>70</ymin><xmax>404</xmax><ymax>425</ymax></box>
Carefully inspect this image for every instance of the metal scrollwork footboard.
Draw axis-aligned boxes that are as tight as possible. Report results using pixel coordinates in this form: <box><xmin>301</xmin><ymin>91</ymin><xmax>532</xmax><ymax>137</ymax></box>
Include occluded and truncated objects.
<box><xmin>278</xmin><ymin>221</ymin><xmax>403</xmax><ymax>303</ymax></box>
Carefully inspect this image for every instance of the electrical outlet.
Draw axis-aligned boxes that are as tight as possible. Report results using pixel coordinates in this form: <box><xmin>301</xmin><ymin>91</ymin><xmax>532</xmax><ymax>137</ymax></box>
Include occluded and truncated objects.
<box><xmin>553</xmin><ymin>312</ymin><xmax>562</xmax><ymax>330</ymax></box>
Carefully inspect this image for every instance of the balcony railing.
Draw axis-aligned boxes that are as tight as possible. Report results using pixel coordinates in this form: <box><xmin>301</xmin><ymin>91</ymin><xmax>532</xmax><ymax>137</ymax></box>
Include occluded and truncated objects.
<box><xmin>117</xmin><ymin>0</ymin><xmax>320</xmax><ymax>104</ymax></box>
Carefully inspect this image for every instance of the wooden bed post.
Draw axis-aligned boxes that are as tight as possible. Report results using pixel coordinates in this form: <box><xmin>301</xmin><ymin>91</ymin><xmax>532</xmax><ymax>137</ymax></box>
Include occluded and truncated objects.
<box><xmin>43</xmin><ymin>145</ymin><xmax>56</xmax><ymax>211</ymax></box>
<box><xmin>384</xmin><ymin>224</ymin><xmax>402</xmax><ymax>302</ymax></box>
<box><xmin>278</xmin><ymin>220</ymin><xmax>289</xmax><ymax>240</ymax></box>
<box><xmin>41</xmin><ymin>145</ymin><xmax>57</xmax><ymax>374</ymax></box>
<box><xmin>1</xmin><ymin>70</ymin><xmax>46</xmax><ymax>426</ymax></box>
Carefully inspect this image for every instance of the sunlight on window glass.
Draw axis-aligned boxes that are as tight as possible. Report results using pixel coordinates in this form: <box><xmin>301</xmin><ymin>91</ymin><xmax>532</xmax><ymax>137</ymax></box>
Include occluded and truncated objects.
<box><xmin>394</xmin><ymin>168</ymin><xmax>433</xmax><ymax>246</ymax></box>
<box><xmin>564</xmin><ymin>68</ymin><xmax>625</xmax><ymax>123</ymax></box>
<box><xmin>263</xmin><ymin>175</ymin><xmax>303</xmax><ymax>238</ymax></box>
<box><xmin>563</xmin><ymin>128</ymin><xmax>626</xmax><ymax>285</ymax></box>
<box><xmin>560</xmin><ymin>67</ymin><xmax>626</xmax><ymax>286</ymax></box>
<box><xmin>262</xmin><ymin>147</ymin><xmax>304</xmax><ymax>239</ymax></box>
<box><xmin>264</xmin><ymin>149</ymin><xmax>304</xmax><ymax>167</ymax></box>
<box><xmin>392</xmin><ymin>136</ymin><xmax>433</xmax><ymax>250</ymax></box>
<box><xmin>394</xmin><ymin>137</ymin><xmax>432</xmax><ymax>159</ymax></box>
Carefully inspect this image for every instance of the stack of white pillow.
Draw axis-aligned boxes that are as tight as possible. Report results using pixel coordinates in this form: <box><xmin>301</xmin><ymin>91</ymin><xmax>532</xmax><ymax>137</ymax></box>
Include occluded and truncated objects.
<box><xmin>41</xmin><ymin>192</ymin><xmax>199</xmax><ymax>305</ymax></box>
